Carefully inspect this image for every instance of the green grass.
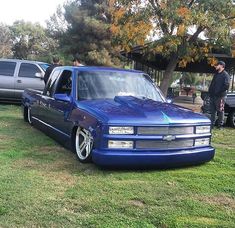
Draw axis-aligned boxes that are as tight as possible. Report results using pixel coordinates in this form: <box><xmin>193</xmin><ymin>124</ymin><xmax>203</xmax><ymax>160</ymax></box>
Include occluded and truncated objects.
<box><xmin>0</xmin><ymin>104</ymin><xmax>234</xmax><ymax>227</ymax></box>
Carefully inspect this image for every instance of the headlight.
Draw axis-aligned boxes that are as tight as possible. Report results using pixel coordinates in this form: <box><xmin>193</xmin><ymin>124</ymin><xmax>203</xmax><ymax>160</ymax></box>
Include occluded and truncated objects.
<box><xmin>196</xmin><ymin>126</ymin><xmax>210</xmax><ymax>134</ymax></box>
<box><xmin>108</xmin><ymin>140</ymin><xmax>133</xmax><ymax>149</ymax></box>
<box><xmin>109</xmin><ymin>126</ymin><xmax>134</xmax><ymax>134</ymax></box>
<box><xmin>195</xmin><ymin>138</ymin><xmax>210</xmax><ymax>147</ymax></box>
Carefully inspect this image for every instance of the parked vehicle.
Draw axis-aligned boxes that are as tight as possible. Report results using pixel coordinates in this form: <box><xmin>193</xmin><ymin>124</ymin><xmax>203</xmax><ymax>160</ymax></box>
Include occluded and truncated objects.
<box><xmin>0</xmin><ymin>59</ymin><xmax>50</xmax><ymax>102</ymax></box>
<box><xmin>201</xmin><ymin>92</ymin><xmax>235</xmax><ymax>128</ymax></box>
<box><xmin>22</xmin><ymin>66</ymin><xmax>215</xmax><ymax>167</ymax></box>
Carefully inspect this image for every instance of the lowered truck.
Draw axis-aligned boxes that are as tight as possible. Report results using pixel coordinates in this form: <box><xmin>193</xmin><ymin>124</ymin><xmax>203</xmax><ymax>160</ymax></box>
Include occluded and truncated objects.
<box><xmin>22</xmin><ymin>66</ymin><xmax>215</xmax><ymax>167</ymax></box>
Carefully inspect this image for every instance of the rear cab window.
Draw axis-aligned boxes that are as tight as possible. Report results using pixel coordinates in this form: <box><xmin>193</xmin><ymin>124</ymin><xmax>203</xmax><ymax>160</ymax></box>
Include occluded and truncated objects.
<box><xmin>44</xmin><ymin>69</ymin><xmax>72</xmax><ymax>97</ymax></box>
<box><xmin>44</xmin><ymin>69</ymin><xmax>62</xmax><ymax>97</ymax></box>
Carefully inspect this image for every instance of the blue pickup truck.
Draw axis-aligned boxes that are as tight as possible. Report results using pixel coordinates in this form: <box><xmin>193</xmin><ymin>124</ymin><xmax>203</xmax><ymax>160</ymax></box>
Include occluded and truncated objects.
<box><xmin>22</xmin><ymin>66</ymin><xmax>215</xmax><ymax>167</ymax></box>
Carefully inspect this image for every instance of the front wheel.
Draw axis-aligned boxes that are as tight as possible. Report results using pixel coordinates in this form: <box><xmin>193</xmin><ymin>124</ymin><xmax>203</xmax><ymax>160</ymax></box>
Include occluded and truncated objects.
<box><xmin>74</xmin><ymin>127</ymin><xmax>93</xmax><ymax>163</ymax></box>
<box><xmin>227</xmin><ymin>110</ymin><xmax>235</xmax><ymax>128</ymax></box>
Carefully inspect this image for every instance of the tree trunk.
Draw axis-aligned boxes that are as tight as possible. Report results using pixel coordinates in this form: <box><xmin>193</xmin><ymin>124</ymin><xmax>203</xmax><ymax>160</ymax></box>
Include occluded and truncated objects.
<box><xmin>160</xmin><ymin>53</ymin><xmax>178</xmax><ymax>97</ymax></box>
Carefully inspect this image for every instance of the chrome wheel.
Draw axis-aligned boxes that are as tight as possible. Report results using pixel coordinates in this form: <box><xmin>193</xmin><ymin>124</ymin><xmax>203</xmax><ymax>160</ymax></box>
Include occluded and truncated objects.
<box><xmin>27</xmin><ymin>107</ymin><xmax>32</xmax><ymax>124</ymax></box>
<box><xmin>75</xmin><ymin>127</ymin><xmax>93</xmax><ymax>162</ymax></box>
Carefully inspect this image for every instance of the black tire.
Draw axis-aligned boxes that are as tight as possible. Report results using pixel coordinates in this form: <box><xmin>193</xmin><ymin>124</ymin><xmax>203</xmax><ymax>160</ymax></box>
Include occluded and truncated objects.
<box><xmin>74</xmin><ymin>127</ymin><xmax>93</xmax><ymax>163</ymax></box>
<box><xmin>227</xmin><ymin>110</ymin><xmax>235</xmax><ymax>128</ymax></box>
<box><xmin>23</xmin><ymin>107</ymin><xmax>28</xmax><ymax>122</ymax></box>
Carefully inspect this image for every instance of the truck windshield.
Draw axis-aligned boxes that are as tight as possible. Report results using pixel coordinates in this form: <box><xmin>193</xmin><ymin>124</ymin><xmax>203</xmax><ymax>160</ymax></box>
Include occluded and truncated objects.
<box><xmin>77</xmin><ymin>71</ymin><xmax>165</xmax><ymax>102</ymax></box>
<box><xmin>39</xmin><ymin>63</ymin><xmax>51</xmax><ymax>72</ymax></box>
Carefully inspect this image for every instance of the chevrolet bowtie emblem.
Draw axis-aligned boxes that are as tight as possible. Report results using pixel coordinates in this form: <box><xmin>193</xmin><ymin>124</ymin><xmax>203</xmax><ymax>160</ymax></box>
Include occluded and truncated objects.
<box><xmin>163</xmin><ymin>135</ymin><xmax>176</xmax><ymax>141</ymax></box>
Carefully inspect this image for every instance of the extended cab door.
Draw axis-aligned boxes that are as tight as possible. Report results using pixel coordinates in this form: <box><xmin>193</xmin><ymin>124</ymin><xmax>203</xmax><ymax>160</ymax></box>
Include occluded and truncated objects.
<box><xmin>47</xmin><ymin>70</ymin><xmax>74</xmax><ymax>136</ymax></box>
<box><xmin>33</xmin><ymin>68</ymin><xmax>62</xmax><ymax>122</ymax></box>
<box><xmin>15</xmin><ymin>62</ymin><xmax>44</xmax><ymax>99</ymax></box>
<box><xmin>0</xmin><ymin>61</ymin><xmax>17</xmax><ymax>100</ymax></box>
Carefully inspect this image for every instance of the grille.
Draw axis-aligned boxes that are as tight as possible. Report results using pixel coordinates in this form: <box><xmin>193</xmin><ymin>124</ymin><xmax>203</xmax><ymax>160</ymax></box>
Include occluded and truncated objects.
<box><xmin>136</xmin><ymin>139</ymin><xmax>194</xmax><ymax>149</ymax></box>
<box><xmin>137</xmin><ymin>126</ymin><xmax>194</xmax><ymax>135</ymax></box>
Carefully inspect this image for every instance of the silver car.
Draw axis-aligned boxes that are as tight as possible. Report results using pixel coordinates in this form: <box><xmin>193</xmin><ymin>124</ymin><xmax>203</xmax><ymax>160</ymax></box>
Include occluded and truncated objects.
<box><xmin>0</xmin><ymin>59</ymin><xmax>50</xmax><ymax>102</ymax></box>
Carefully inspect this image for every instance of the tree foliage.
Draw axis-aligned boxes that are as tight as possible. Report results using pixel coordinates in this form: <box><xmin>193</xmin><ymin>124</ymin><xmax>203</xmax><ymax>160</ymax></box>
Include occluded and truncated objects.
<box><xmin>111</xmin><ymin>0</ymin><xmax>235</xmax><ymax>95</ymax></box>
<box><xmin>182</xmin><ymin>72</ymin><xmax>201</xmax><ymax>87</ymax></box>
<box><xmin>10</xmin><ymin>21</ymin><xmax>57</xmax><ymax>60</ymax></box>
<box><xmin>46</xmin><ymin>5</ymin><xmax>68</xmax><ymax>40</ymax></box>
<box><xmin>48</xmin><ymin>0</ymin><xmax>120</xmax><ymax>66</ymax></box>
<box><xmin>0</xmin><ymin>23</ymin><xmax>12</xmax><ymax>58</ymax></box>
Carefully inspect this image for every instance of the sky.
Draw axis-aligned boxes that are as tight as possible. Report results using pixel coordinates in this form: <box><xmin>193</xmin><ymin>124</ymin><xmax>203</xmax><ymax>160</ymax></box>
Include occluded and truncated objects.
<box><xmin>0</xmin><ymin>0</ymin><xmax>66</xmax><ymax>27</ymax></box>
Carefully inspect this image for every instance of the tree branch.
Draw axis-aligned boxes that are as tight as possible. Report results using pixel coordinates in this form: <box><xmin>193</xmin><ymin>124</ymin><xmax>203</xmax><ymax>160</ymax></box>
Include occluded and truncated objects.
<box><xmin>224</xmin><ymin>16</ymin><xmax>235</xmax><ymax>20</ymax></box>
<box><xmin>188</xmin><ymin>26</ymin><xmax>205</xmax><ymax>43</ymax></box>
<box><xmin>170</xmin><ymin>22</ymin><xmax>175</xmax><ymax>35</ymax></box>
<box><xmin>149</xmin><ymin>0</ymin><xmax>169</xmax><ymax>35</ymax></box>
<box><xmin>188</xmin><ymin>0</ymin><xmax>195</xmax><ymax>8</ymax></box>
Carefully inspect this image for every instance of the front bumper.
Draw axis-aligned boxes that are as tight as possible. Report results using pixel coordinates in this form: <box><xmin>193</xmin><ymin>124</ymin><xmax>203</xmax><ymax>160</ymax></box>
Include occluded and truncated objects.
<box><xmin>92</xmin><ymin>147</ymin><xmax>215</xmax><ymax>168</ymax></box>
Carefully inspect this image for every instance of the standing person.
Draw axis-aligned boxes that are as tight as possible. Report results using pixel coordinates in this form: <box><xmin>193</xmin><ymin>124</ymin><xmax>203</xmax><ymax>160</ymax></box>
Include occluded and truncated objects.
<box><xmin>72</xmin><ymin>54</ymin><xmax>84</xmax><ymax>66</ymax></box>
<box><xmin>44</xmin><ymin>56</ymin><xmax>61</xmax><ymax>84</ymax></box>
<box><xmin>208</xmin><ymin>61</ymin><xmax>230</xmax><ymax>129</ymax></box>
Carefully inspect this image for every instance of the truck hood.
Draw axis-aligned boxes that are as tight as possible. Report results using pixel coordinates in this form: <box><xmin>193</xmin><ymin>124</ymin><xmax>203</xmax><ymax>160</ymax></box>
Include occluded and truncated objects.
<box><xmin>77</xmin><ymin>96</ymin><xmax>210</xmax><ymax>125</ymax></box>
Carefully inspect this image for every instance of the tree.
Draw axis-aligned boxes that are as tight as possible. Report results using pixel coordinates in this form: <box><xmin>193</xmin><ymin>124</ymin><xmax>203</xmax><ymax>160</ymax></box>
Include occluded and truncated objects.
<box><xmin>0</xmin><ymin>23</ymin><xmax>12</xmax><ymax>58</ymax></box>
<box><xmin>46</xmin><ymin>5</ymin><xmax>68</xmax><ymax>39</ymax></box>
<box><xmin>49</xmin><ymin>0</ymin><xmax>120</xmax><ymax>66</ymax></box>
<box><xmin>182</xmin><ymin>72</ymin><xmax>201</xmax><ymax>87</ymax></box>
<box><xmin>10</xmin><ymin>20</ymin><xmax>57</xmax><ymax>60</ymax></box>
<box><xmin>111</xmin><ymin>0</ymin><xmax>235</xmax><ymax>96</ymax></box>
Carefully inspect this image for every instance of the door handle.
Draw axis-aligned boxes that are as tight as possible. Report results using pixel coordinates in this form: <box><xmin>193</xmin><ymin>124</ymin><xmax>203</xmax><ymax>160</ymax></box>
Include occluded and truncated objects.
<box><xmin>17</xmin><ymin>80</ymin><xmax>22</xmax><ymax>83</ymax></box>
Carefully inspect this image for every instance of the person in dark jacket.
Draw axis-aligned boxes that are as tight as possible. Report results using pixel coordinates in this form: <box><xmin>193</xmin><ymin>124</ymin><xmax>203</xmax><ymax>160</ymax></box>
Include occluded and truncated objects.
<box><xmin>44</xmin><ymin>56</ymin><xmax>61</xmax><ymax>84</ymax></box>
<box><xmin>208</xmin><ymin>61</ymin><xmax>230</xmax><ymax>129</ymax></box>
<box><xmin>72</xmin><ymin>54</ymin><xmax>84</xmax><ymax>66</ymax></box>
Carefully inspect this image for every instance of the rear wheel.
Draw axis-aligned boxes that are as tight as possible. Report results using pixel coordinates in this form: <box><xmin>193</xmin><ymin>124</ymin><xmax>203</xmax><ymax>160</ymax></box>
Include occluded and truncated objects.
<box><xmin>74</xmin><ymin>127</ymin><xmax>93</xmax><ymax>163</ymax></box>
<box><xmin>23</xmin><ymin>106</ymin><xmax>32</xmax><ymax>125</ymax></box>
<box><xmin>27</xmin><ymin>107</ymin><xmax>33</xmax><ymax>125</ymax></box>
<box><xmin>227</xmin><ymin>110</ymin><xmax>235</xmax><ymax>128</ymax></box>
<box><xmin>23</xmin><ymin>107</ymin><xmax>28</xmax><ymax>122</ymax></box>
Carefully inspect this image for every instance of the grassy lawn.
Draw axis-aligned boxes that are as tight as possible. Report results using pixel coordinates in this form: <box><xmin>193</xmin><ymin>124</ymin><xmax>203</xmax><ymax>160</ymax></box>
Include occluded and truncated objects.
<box><xmin>0</xmin><ymin>104</ymin><xmax>234</xmax><ymax>227</ymax></box>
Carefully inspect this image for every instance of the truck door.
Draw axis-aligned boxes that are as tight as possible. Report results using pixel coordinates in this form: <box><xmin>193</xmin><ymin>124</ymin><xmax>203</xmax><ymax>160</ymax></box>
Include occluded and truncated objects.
<box><xmin>0</xmin><ymin>61</ymin><xmax>16</xmax><ymax>100</ymax></box>
<box><xmin>46</xmin><ymin>70</ymin><xmax>73</xmax><ymax>136</ymax></box>
<box><xmin>34</xmin><ymin>69</ymin><xmax>62</xmax><ymax>123</ymax></box>
<box><xmin>15</xmin><ymin>63</ymin><xmax>44</xmax><ymax>99</ymax></box>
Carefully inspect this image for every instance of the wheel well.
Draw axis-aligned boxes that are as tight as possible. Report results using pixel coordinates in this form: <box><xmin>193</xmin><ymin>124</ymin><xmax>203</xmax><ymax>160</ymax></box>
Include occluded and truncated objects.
<box><xmin>228</xmin><ymin>108</ymin><xmax>235</xmax><ymax>116</ymax></box>
<box><xmin>71</xmin><ymin>126</ymin><xmax>78</xmax><ymax>152</ymax></box>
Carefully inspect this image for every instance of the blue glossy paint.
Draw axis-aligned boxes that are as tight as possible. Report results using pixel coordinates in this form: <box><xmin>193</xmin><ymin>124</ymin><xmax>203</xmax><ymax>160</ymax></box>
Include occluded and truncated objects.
<box><xmin>92</xmin><ymin>147</ymin><xmax>215</xmax><ymax>167</ymax></box>
<box><xmin>22</xmin><ymin>66</ymin><xmax>215</xmax><ymax>168</ymax></box>
<box><xmin>78</xmin><ymin>96</ymin><xmax>210</xmax><ymax>125</ymax></box>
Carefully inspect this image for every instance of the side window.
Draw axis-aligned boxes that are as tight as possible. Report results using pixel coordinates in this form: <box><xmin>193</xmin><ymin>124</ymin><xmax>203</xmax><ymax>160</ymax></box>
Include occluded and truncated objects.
<box><xmin>0</xmin><ymin>61</ymin><xmax>16</xmax><ymax>76</ymax></box>
<box><xmin>77</xmin><ymin>73</ymin><xmax>90</xmax><ymax>100</ymax></box>
<box><xmin>44</xmin><ymin>69</ymin><xmax>61</xmax><ymax>97</ymax></box>
<box><xmin>54</xmin><ymin>70</ymin><xmax>72</xmax><ymax>96</ymax></box>
<box><xmin>18</xmin><ymin>63</ymin><xmax>41</xmax><ymax>78</ymax></box>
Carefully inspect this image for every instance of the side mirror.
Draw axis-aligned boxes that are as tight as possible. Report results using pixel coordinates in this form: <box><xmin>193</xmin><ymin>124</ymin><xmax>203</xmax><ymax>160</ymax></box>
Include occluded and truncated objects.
<box><xmin>54</xmin><ymin>93</ymin><xmax>71</xmax><ymax>102</ymax></box>
<box><xmin>35</xmin><ymin>72</ymin><xmax>44</xmax><ymax>79</ymax></box>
